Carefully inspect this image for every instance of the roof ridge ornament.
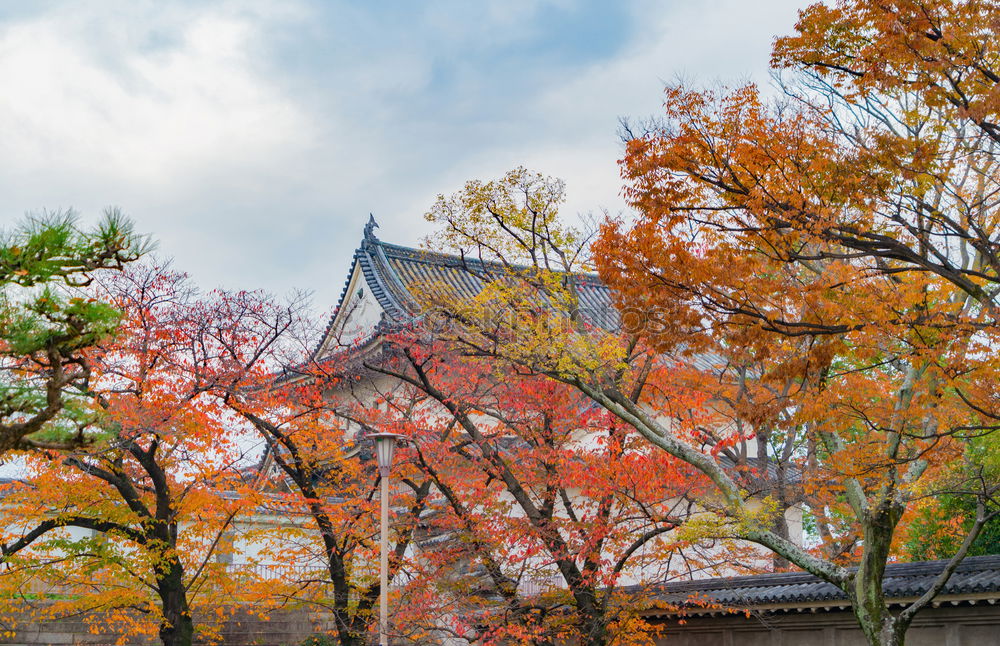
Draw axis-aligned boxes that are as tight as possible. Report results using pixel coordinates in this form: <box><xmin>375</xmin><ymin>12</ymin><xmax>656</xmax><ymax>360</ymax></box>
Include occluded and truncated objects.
<box><xmin>364</xmin><ymin>213</ymin><xmax>380</xmax><ymax>241</ymax></box>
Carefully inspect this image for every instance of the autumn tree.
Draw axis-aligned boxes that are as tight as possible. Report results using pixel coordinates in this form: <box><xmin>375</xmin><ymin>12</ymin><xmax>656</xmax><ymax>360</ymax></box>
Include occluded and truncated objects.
<box><xmin>201</xmin><ymin>227</ymin><xmax>719</xmax><ymax>645</ymax></box>
<box><xmin>770</xmin><ymin>3</ymin><xmax>1000</xmax><ymax>569</ymax></box>
<box><xmin>365</xmin><ymin>335</ymin><xmax>734</xmax><ymax>646</ymax></box>
<box><xmin>601</xmin><ymin>2</ymin><xmax>1000</xmax><ymax>644</ymax></box>
<box><xmin>206</xmin><ymin>310</ymin><xmax>436</xmax><ymax>646</ymax></box>
<box><xmin>416</xmin><ymin>158</ymin><xmax>1000</xmax><ymax>646</ymax></box>
<box><xmin>0</xmin><ymin>264</ymin><xmax>281</xmax><ymax>646</ymax></box>
<box><xmin>0</xmin><ymin>209</ymin><xmax>148</xmax><ymax>453</ymax></box>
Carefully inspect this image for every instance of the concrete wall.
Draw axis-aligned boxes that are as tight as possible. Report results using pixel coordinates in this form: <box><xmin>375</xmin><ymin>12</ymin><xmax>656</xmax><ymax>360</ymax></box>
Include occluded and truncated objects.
<box><xmin>652</xmin><ymin>603</ymin><xmax>1000</xmax><ymax>646</ymax></box>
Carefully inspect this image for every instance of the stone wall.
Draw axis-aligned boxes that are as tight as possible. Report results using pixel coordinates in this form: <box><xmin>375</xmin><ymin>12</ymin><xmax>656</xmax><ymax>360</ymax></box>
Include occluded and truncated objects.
<box><xmin>0</xmin><ymin>607</ymin><xmax>335</xmax><ymax>646</ymax></box>
<box><xmin>3</xmin><ymin>602</ymin><xmax>999</xmax><ymax>645</ymax></box>
<box><xmin>651</xmin><ymin>603</ymin><xmax>1000</xmax><ymax>646</ymax></box>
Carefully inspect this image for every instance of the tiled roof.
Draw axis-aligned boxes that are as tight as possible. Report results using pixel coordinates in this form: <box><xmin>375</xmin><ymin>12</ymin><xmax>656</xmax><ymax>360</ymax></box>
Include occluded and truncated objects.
<box><xmin>645</xmin><ymin>555</ymin><xmax>1000</xmax><ymax>612</ymax></box>
<box><xmin>314</xmin><ymin>220</ymin><xmax>741</xmax><ymax>382</ymax></box>
<box><xmin>369</xmin><ymin>238</ymin><xmax>613</xmax><ymax>325</ymax></box>
<box><xmin>314</xmin><ymin>218</ymin><xmax>616</xmax><ymax>359</ymax></box>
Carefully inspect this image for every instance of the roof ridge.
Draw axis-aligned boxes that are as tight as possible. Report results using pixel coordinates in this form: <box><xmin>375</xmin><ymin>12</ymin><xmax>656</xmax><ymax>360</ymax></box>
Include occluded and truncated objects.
<box><xmin>312</xmin><ymin>225</ymin><xmax>610</xmax><ymax>361</ymax></box>
<box><xmin>654</xmin><ymin>555</ymin><xmax>1000</xmax><ymax>594</ymax></box>
<box><xmin>372</xmin><ymin>238</ymin><xmax>604</xmax><ymax>280</ymax></box>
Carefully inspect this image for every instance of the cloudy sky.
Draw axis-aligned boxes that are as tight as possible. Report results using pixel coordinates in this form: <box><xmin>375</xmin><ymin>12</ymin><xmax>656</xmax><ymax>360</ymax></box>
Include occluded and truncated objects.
<box><xmin>0</xmin><ymin>0</ymin><xmax>806</xmax><ymax>312</ymax></box>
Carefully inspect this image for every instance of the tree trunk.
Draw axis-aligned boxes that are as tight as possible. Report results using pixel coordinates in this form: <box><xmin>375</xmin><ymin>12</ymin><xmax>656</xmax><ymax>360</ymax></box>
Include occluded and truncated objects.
<box><xmin>851</xmin><ymin>503</ymin><xmax>906</xmax><ymax>646</ymax></box>
<box><xmin>326</xmin><ymin>550</ymin><xmax>371</xmax><ymax>646</ymax></box>
<box><xmin>846</xmin><ymin>607</ymin><xmax>905</xmax><ymax>646</ymax></box>
<box><xmin>574</xmin><ymin>588</ymin><xmax>609</xmax><ymax>646</ymax></box>
<box><xmin>850</xmin><ymin>614</ymin><xmax>904</xmax><ymax>646</ymax></box>
<box><xmin>578</xmin><ymin>619</ymin><xmax>609</xmax><ymax>646</ymax></box>
<box><xmin>770</xmin><ymin>509</ymin><xmax>791</xmax><ymax>570</ymax></box>
<box><xmin>335</xmin><ymin>616</ymin><xmax>369</xmax><ymax>646</ymax></box>
<box><xmin>157</xmin><ymin>559</ymin><xmax>195</xmax><ymax>646</ymax></box>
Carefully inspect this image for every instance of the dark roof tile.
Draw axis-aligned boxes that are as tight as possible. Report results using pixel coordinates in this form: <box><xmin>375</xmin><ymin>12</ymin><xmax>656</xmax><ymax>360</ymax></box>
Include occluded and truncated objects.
<box><xmin>314</xmin><ymin>224</ymin><xmax>617</xmax><ymax>359</ymax></box>
<box><xmin>644</xmin><ymin>556</ymin><xmax>1000</xmax><ymax>608</ymax></box>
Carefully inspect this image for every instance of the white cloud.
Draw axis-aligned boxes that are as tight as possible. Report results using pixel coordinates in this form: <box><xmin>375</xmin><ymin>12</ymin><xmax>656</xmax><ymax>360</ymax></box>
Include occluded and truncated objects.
<box><xmin>0</xmin><ymin>3</ymin><xmax>313</xmax><ymax>187</ymax></box>
<box><xmin>0</xmin><ymin>0</ymin><xmax>812</xmax><ymax>314</ymax></box>
<box><xmin>509</xmin><ymin>0</ymin><xmax>806</xmax><ymax>222</ymax></box>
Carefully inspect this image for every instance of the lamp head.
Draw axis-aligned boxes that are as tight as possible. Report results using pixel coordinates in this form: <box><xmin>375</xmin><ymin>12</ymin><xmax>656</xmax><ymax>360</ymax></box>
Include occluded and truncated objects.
<box><xmin>368</xmin><ymin>433</ymin><xmax>405</xmax><ymax>477</ymax></box>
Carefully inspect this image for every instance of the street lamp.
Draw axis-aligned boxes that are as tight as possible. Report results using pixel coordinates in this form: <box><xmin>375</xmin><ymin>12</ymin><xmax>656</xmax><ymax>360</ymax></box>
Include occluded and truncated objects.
<box><xmin>369</xmin><ymin>432</ymin><xmax>404</xmax><ymax>646</ymax></box>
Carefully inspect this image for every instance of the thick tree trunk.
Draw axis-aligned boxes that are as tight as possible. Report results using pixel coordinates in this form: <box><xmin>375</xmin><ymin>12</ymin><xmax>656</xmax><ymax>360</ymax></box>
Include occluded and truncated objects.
<box><xmin>327</xmin><ymin>554</ymin><xmax>371</xmax><ymax>646</ymax></box>
<box><xmin>851</xmin><ymin>614</ymin><xmax>904</xmax><ymax>646</ymax></box>
<box><xmin>848</xmin><ymin>606</ymin><xmax>904</xmax><ymax>646</ymax></box>
<box><xmin>572</xmin><ymin>587</ymin><xmax>609</xmax><ymax>646</ymax></box>
<box><xmin>850</xmin><ymin>503</ymin><xmax>906</xmax><ymax>646</ymax></box>
<box><xmin>157</xmin><ymin>560</ymin><xmax>195</xmax><ymax>646</ymax></box>
<box><xmin>770</xmin><ymin>510</ymin><xmax>791</xmax><ymax>570</ymax></box>
<box><xmin>333</xmin><ymin>616</ymin><xmax>369</xmax><ymax>646</ymax></box>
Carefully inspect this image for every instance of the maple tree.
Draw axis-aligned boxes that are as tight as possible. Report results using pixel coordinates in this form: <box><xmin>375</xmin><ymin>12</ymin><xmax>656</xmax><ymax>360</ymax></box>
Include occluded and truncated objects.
<box><xmin>200</xmin><ymin>226</ymin><xmax>728</xmax><ymax>645</ymax></box>
<box><xmin>209</xmin><ymin>315</ymin><xmax>435</xmax><ymax>646</ymax></box>
<box><xmin>0</xmin><ymin>209</ymin><xmax>148</xmax><ymax>454</ymax></box>
<box><xmin>0</xmin><ymin>264</ymin><xmax>282</xmax><ymax>646</ymax></box>
<box><xmin>602</xmin><ymin>2</ymin><xmax>1000</xmax><ymax>645</ymax></box>
<box><xmin>417</xmin><ymin>154</ymin><xmax>1000</xmax><ymax>646</ymax></box>
<box><xmin>365</xmin><ymin>335</ymin><xmax>734</xmax><ymax>646</ymax></box>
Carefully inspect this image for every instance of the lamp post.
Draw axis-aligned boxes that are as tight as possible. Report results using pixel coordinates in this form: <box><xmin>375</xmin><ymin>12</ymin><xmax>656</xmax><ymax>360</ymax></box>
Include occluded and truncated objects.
<box><xmin>369</xmin><ymin>432</ymin><xmax>404</xmax><ymax>646</ymax></box>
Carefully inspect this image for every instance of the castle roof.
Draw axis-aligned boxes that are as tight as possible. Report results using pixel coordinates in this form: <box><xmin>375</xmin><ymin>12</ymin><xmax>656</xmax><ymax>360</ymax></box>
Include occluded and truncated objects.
<box><xmin>313</xmin><ymin>216</ymin><xmax>613</xmax><ymax>360</ymax></box>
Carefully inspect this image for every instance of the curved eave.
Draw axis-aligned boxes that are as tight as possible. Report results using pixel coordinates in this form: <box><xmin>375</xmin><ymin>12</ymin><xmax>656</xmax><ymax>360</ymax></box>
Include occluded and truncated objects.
<box><xmin>642</xmin><ymin>593</ymin><xmax>1000</xmax><ymax>619</ymax></box>
<box><xmin>312</xmin><ymin>238</ymin><xmax>417</xmax><ymax>362</ymax></box>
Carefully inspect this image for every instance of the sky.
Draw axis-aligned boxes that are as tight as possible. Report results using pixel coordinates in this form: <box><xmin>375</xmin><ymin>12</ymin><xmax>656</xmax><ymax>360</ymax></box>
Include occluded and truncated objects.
<box><xmin>0</xmin><ymin>0</ymin><xmax>807</xmax><ymax>314</ymax></box>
